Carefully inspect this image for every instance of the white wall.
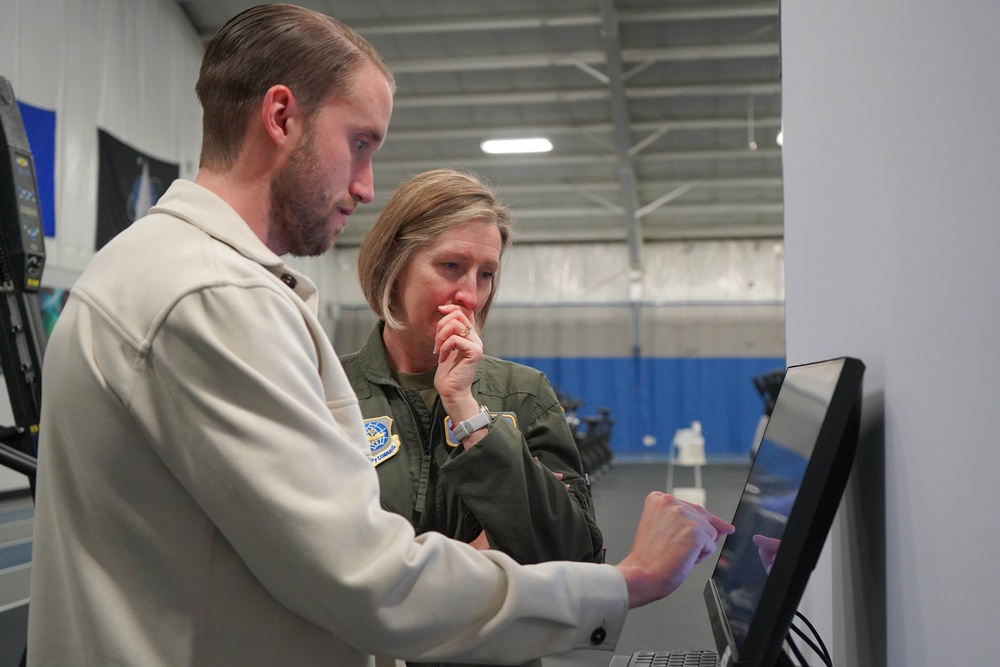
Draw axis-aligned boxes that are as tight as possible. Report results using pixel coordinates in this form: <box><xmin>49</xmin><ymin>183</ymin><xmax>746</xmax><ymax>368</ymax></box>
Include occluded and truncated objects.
<box><xmin>783</xmin><ymin>2</ymin><xmax>1000</xmax><ymax>665</ymax></box>
<box><xmin>0</xmin><ymin>0</ymin><xmax>203</xmax><ymax>278</ymax></box>
<box><xmin>326</xmin><ymin>239</ymin><xmax>785</xmax><ymax>306</ymax></box>
<box><xmin>0</xmin><ymin>0</ymin><xmax>203</xmax><ymax>491</ymax></box>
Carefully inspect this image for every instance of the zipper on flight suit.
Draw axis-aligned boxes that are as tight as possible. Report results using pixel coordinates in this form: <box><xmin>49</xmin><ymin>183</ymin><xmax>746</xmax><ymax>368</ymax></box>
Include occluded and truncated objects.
<box><xmin>398</xmin><ymin>387</ymin><xmax>433</xmax><ymax>528</ymax></box>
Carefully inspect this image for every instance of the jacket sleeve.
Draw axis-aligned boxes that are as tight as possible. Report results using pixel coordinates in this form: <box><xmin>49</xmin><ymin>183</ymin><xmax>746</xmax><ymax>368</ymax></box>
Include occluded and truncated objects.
<box><xmin>139</xmin><ymin>284</ymin><xmax>627</xmax><ymax>663</ymax></box>
<box><xmin>439</xmin><ymin>371</ymin><xmax>605</xmax><ymax>564</ymax></box>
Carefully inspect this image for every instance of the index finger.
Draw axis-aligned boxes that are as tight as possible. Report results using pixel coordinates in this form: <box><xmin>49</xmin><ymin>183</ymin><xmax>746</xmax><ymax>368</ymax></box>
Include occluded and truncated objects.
<box><xmin>676</xmin><ymin>498</ymin><xmax>735</xmax><ymax>537</ymax></box>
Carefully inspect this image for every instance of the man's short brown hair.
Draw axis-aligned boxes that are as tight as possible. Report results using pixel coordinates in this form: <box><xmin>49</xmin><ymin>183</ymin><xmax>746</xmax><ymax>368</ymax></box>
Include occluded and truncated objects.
<box><xmin>357</xmin><ymin>169</ymin><xmax>515</xmax><ymax>331</ymax></box>
<box><xmin>195</xmin><ymin>3</ymin><xmax>394</xmax><ymax>170</ymax></box>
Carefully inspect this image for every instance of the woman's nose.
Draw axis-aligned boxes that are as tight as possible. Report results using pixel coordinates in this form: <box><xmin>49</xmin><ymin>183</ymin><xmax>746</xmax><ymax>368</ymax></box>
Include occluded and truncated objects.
<box><xmin>452</xmin><ymin>274</ymin><xmax>478</xmax><ymax>312</ymax></box>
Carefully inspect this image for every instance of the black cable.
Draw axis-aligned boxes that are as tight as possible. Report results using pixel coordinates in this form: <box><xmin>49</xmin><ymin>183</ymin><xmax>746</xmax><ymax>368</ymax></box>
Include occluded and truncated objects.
<box><xmin>789</xmin><ymin>622</ymin><xmax>833</xmax><ymax>667</ymax></box>
<box><xmin>794</xmin><ymin>610</ymin><xmax>833</xmax><ymax>665</ymax></box>
<box><xmin>785</xmin><ymin>634</ymin><xmax>809</xmax><ymax>666</ymax></box>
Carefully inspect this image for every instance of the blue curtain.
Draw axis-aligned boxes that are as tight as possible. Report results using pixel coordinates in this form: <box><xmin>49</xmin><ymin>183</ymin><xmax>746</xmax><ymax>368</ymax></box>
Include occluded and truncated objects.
<box><xmin>504</xmin><ymin>356</ymin><xmax>785</xmax><ymax>460</ymax></box>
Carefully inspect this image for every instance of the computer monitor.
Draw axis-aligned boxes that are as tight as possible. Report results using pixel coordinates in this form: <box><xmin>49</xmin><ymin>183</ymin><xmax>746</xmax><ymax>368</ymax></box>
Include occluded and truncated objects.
<box><xmin>704</xmin><ymin>356</ymin><xmax>865</xmax><ymax>666</ymax></box>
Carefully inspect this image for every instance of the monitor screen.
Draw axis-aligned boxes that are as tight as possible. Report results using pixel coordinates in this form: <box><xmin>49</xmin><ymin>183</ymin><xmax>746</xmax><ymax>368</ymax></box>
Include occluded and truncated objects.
<box><xmin>705</xmin><ymin>356</ymin><xmax>864</xmax><ymax>667</ymax></box>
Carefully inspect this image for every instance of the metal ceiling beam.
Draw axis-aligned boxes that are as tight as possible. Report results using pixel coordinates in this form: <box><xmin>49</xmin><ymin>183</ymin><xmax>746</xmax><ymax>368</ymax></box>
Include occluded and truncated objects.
<box><xmin>627</xmin><ymin>81</ymin><xmax>781</xmax><ymax>98</ymax></box>
<box><xmin>573</xmin><ymin>187</ymin><xmax>621</xmax><ymax>212</ymax></box>
<box><xmin>485</xmin><ymin>177</ymin><xmax>784</xmax><ymax>194</ymax></box>
<box><xmin>393</xmin><ymin>88</ymin><xmax>607</xmax><ymax>108</ymax></box>
<box><xmin>504</xmin><ymin>224</ymin><xmax>786</xmax><ymax>243</ymax></box>
<box><xmin>627</xmin><ymin>43</ymin><xmax>779</xmax><ymax>63</ymax></box>
<box><xmin>366</xmin><ymin>178</ymin><xmax>782</xmax><ymax>202</ymax></box>
<box><xmin>391</xmin><ymin>81</ymin><xmax>780</xmax><ymax>109</ymax></box>
<box><xmin>636</xmin><ymin>182</ymin><xmax>700</xmax><ymax>219</ymax></box>
<box><xmin>372</xmin><ymin>147</ymin><xmax>781</xmax><ymax>171</ymax></box>
<box><xmin>385</xmin><ymin>117</ymin><xmax>782</xmax><ymax>141</ymax></box>
<box><xmin>348</xmin><ymin>203</ymin><xmax>783</xmax><ymax>226</ymax></box>
<box><xmin>355</xmin><ymin>14</ymin><xmax>599</xmax><ymax>35</ymax></box>
<box><xmin>336</xmin><ymin>221</ymin><xmax>785</xmax><ymax>247</ymax></box>
<box><xmin>619</xmin><ymin>4</ymin><xmax>779</xmax><ymax>23</ymax></box>
<box><xmin>512</xmin><ymin>203</ymin><xmax>784</xmax><ymax>219</ymax></box>
<box><xmin>642</xmin><ymin>146</ymin><xmax>782</xmax><ymax>162</ymax></box>
<box><xmin>629</xmin><ymin>127</ymin><xmax>673</xmax><ymax>157</ymax></box>
<box><xmin>597</xmin><ymin>0</ymin><xmax>645</xmax><ymax>355</ymax></box>
<box><xmin>349</xmin><ymin>3</ymin><xmax>778</xmax><ymax>37</ymax></box>
<box><xmin>501</xmin><ymin>223</ymin><xmax>785</xmax><ymax>243</ymax></box>
<box><xmin>388</xmin><ymin>43</ymin><xmax>778</xmax><ymax>74</ymax></box>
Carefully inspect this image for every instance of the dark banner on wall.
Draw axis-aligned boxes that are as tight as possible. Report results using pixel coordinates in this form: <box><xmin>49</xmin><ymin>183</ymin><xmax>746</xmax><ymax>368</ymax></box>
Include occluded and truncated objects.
<box><xmin>18</xmin><ymin>101</ymin><xmax>56</xmax><ymax>237</ymax></box>
<box><xmin>95</xmin><ymin>129</ymin><xmax>178</xmax><ymax>250</ymax></box>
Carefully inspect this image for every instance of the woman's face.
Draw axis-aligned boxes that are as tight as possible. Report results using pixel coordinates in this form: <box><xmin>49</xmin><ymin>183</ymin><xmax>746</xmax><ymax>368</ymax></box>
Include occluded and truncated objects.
<box><xmin>393</xmin><ymin>219</ymin><xmax>502</xmax><ymax>348</ymax></box>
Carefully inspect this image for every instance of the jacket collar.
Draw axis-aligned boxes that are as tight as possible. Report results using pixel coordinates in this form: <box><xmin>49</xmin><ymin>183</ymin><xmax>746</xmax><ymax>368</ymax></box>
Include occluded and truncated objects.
<box><xmin>356</xmin><ymin>323</ymin><xmax>400</xmax><ymax>387</ymax></box>
<box><xmin>149</xmin><ymin>179</ymin><xmax>318</xmax><ymax>308</ymax></box>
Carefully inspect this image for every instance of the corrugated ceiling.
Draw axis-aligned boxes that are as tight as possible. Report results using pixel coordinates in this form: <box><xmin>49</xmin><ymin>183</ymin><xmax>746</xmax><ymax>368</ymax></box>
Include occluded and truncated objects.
<box><xmin>176</xmin><ymin>0</ymin><xmax>783</xmax><ymax>246</ymax></box>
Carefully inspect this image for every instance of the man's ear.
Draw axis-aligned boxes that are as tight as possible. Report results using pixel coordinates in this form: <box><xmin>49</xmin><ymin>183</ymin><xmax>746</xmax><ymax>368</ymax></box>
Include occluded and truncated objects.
<box><xmin>260</xmin><ymin>84</ymin><xmax>304</xmax><ymax>150</ymax></box>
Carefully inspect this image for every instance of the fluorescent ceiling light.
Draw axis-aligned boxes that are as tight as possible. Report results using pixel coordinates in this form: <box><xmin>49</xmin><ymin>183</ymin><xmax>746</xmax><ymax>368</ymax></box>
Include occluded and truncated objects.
<box><xmin>480</xmin><ymin>137</ymin><xmax>553</xmax><ymax>154</ymax></box>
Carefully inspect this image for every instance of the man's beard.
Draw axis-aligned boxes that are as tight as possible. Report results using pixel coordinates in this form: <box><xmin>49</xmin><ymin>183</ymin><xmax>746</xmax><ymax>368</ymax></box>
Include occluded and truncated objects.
<box><xmin>268</xmin><ymin>137</ymin><xmax>352</xmax><ymax>257</ymax></box>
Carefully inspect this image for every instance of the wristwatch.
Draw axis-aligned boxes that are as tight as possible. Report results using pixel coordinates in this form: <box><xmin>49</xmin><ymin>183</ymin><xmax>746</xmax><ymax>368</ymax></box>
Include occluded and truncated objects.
<box><xmin>450</xmin><ymin>405</ymin><xmax>492</xmax><ymax>442</ymax></box>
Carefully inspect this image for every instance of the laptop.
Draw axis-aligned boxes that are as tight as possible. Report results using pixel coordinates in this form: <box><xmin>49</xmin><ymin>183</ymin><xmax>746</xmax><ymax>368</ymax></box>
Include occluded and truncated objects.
<box><xmin>610</xmin><ymin>357</ymin><xmax>865</xmax><ymax>667</ymax></box>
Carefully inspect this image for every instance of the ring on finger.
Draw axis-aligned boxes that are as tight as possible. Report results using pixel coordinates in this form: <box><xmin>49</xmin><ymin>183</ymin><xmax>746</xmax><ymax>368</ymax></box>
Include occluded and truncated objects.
<box><xmin>460</xmin><ymin>324</ymin><xmax>472</xmax><ymax>337</ymax></box>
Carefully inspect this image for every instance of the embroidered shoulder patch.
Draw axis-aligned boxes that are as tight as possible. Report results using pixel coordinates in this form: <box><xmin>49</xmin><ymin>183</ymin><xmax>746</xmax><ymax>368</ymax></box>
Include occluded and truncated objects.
<box><xmin>364</xmin><ymin>416</ymin><xmax>401</xmax><ymax>466</ymax></box>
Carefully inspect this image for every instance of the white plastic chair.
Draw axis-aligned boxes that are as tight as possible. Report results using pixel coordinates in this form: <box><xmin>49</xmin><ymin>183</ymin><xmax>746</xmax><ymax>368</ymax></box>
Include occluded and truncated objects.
<box><xmin>666</xmin><ymin>420</ymin><xmax>707</xmax><ymax>506</ymax></box>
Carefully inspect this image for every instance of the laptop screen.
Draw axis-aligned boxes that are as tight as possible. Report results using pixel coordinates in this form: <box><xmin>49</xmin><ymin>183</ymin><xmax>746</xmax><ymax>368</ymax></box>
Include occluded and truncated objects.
<box><xmin>705</xmin><ymin>357</ymin><xmax>864</xmax><ymax>666</ymax></box>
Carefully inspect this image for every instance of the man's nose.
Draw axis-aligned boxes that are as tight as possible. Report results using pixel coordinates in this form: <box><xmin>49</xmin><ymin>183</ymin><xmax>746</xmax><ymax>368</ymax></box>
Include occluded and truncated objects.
<box><xmin>350</xmin><ymin>161</ymin><xmax>374</xmax><ymax>205</ymax></box>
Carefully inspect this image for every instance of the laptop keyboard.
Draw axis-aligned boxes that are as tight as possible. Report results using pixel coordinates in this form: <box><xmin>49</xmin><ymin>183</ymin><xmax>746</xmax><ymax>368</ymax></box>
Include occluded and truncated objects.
<box><xmin>626</xmin><ymin>650</ymin><xmax>719</xmax><ymax>667</ymax></box>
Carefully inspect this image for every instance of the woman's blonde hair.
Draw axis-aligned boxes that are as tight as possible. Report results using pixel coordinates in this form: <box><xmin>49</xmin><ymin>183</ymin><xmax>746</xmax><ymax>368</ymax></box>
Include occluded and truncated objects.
<box><xmin>357</xmin><ymin>169</ymin><xmax>514</xmax><ymax>331</ymax></box>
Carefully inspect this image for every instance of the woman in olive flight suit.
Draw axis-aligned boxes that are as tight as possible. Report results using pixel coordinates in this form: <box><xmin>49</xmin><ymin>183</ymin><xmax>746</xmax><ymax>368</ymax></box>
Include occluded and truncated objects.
<box><xmin>340</xmin><ymin>169</ymin><xmax>604</xmax><ymax>667</ymax></box>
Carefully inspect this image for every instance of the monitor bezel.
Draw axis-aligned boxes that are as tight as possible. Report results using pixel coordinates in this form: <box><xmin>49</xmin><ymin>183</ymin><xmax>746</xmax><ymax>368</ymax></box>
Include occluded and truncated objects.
<box><xmin>704</xmin><ymin>356</ymin><xmax>865</xmax><ymax>667</ymax></box>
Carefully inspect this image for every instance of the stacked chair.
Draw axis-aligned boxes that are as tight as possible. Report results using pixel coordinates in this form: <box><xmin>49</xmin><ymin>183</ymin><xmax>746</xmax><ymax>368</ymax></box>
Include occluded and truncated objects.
<box><xmin>556</xmin><ymin>389</ymin><xmax>614</xmax><ymax>480</ymax></box>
